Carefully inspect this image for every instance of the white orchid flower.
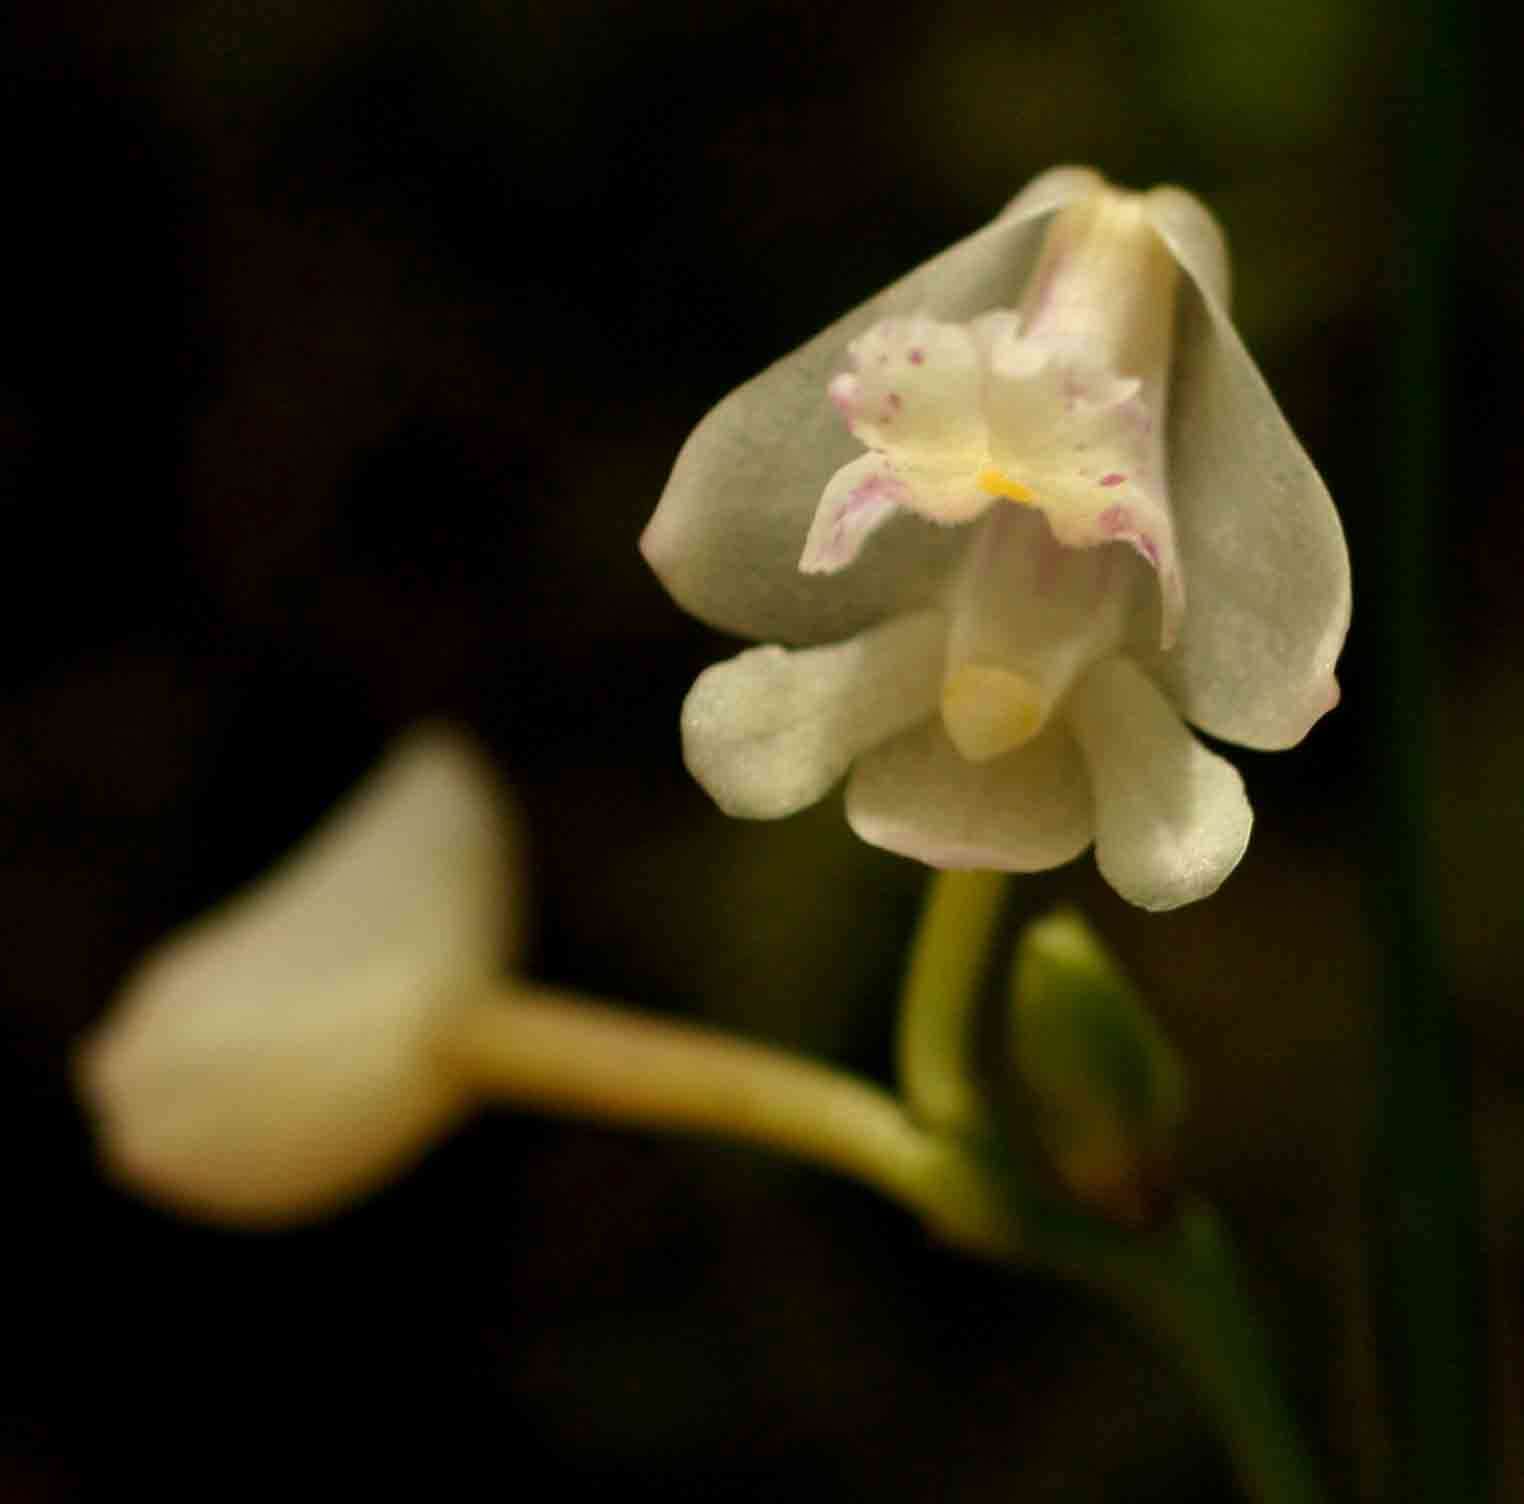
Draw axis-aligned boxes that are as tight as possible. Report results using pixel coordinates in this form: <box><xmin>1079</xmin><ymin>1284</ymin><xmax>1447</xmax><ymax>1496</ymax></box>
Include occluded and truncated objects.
<box><xmin>75</xmin><ymin>727</ymin><xmax>521</xmax><ymax>1226</ymax></box>
<box><xmin>642</xmin><ymin>166</ymin><xmax>1349</xmax><ymax>909</ymax></box>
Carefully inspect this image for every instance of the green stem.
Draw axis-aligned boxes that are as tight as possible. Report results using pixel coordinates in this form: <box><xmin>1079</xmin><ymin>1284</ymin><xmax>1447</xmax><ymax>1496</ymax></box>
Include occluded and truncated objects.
<box><xmin>994</xmin><ymin>1176</ymin><xmax>1332</xmax><ymax>1504</ymax></box>
<box><xmin>1121</xmin><ymin>1205</ymin><xmax>1332</xmax><ymax>1504</ymax></box>
<box><xmin>1374</xmin><ymin>0</ymin><xmax>1484</xmax><ymax>1496</ymax></box>
<box><xmin>440</xmin><ymin>983</ymin><xmax>1013</xmax><ymax>1249</ymax></box>
<box><xmin>444</xmin><ymin>977</ymin><xmax>1326</xmax><ymax>1499</ymax></box>
<box><xmin>898</xmin><ymin>868</ymin><xmax>1010</xmax><ymax>1134</ymax></box>
<box><xmin>899</xmin><ymin>871</ymin><xmax>1327</xmax><ymax>1499</ymax></box>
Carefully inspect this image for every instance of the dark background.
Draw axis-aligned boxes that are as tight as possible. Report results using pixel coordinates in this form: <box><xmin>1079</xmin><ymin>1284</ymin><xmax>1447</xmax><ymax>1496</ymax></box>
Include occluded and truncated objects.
<box><xmin>3</xmin><ymin>1</ymin><xmax>1522</xmax><ymax>1499</ymax></box>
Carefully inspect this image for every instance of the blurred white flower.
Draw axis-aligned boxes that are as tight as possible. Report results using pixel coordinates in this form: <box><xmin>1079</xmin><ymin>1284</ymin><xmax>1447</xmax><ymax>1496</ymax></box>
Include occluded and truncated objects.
<box><xmin>643</xmin><ymin>166</ymin><xmax>1349</xmax><ymax>909</ymax></box>
<box><xmin>75</xmin><ymin>726</ymin><xmax>520</xmax><ymax>1226</ymax></box>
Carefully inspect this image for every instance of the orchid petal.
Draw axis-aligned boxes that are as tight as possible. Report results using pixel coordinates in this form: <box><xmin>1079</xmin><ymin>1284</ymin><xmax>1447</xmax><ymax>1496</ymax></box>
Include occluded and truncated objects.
<box><xmin>846</xmin><ymin>719</ymin><xmax>1093</xmax><ymax>872</ymax></box>
<box><xmin>829</xmin><ymin>315</ymin><xmax>987</xmax><ymax>465</ymax></box>
<box><xmin>799</xmin><ymin>453</ymin><xmax>911</xmax><ymax>574</ymax></box>
<box><xmin>800</xmin><ymin>453</ymin><xmax>993</xmax><ymax>576</ymax></box>
<box><xmin>682</xmin><ymin>609</ymin><xmax>946</xmax><ymax>819</ymax></box>
<box><xmin>75</xmin><ymin>727</ymin><xmax>520</xmax><ymax>1225</ymax></box>
<box><xmin>981</xmin><ymin>330</ymin><xmax>1184</xmax><ymax>644</ymax></box>
<box><xmin>641</xmin><ymin>168</ymin><xmax>1102</xmax><ymax>646</ymax></box>
<box><xmin>1133</xmin><ymin>206</ymin><xmax>1350</xmax><ymax>749</ymax></box>
<box><xmin>1143</xmin><ymin>186</ymin><xmax>1231</xmax><ymax>311</ymax></box>
<box><xmin>941</xmin><ymin>505</ymin><xmax>1138</xmax><ymax>754</ymax></box>
<box><xmin>1066</xmin><ymin>657</ymin><xmax>1251</xmax><ymax>910</ymax></box>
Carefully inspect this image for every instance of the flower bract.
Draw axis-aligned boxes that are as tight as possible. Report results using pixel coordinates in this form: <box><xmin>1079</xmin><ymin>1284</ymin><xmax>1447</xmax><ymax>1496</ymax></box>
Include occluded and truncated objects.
<box><xmin>643</xmin><ymin>166</ymin><xmax>1350</xmax><ymax>909</ymax></box>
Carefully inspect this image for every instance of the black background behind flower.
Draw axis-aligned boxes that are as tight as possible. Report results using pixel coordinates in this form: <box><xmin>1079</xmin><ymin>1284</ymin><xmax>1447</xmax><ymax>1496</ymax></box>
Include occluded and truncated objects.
<box><xmin>2</xmin><ymin>1</ymin><xmax>1521</xmax><ymax>1499</ymax></box>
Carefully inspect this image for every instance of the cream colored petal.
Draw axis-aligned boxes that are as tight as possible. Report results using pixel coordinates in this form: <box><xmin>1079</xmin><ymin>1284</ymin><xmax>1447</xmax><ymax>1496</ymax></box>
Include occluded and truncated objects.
<box><xmin>846</xmin><ymin>719</ymin><xmax>1093</xmax><ymax>872</ymax></box>
<box><xmin>682</xmin><ymin>609</ymin><xmax>946</xmax><ymax>819</ymax></box>
<box><xmin>1133</xmin><ymin>202</ymin><xmax>1350</xmax><ymax>750</ymax></box>
<box><xmin>941</xmin><ymin>505</ymin><xmax>1138</xmax><ymax>755</ymax></box>
<box><xmin>799</xmin><ymin>453</ymin><xmax>912</xmax><ymax>574</ymax></box>
<box><xmin>1066</xmin><ymin>658</ymin><xmax>1252</xmax><ymax>911</ymax></box>
<box><xmin>1143</xmin><ymin>186</ymin><xmax>1231</xmax><ymax>311</ymax></box>
<box><xmin>830</xmin><ymin>315</ymin><xmax>988</xmax><ymax>465</ymax></box>
<box><xmin>982</xmin><ymin>191</ymin><xmax>1186</xmax><ymax>645</ymax></box>
<box><xmin>982</xmin><ymin>338</ymin><xmax>1183</xmax><ymax>645</ymax></box>
<box><xmin>800</xmin><ymin>452</ymin><xmax>995</xmax><ymax>576</ymax></box>
<box><xmin>75</xmin><ymin>726</ymin><xmax>520</xmax><ymax>1226</ymax></box>
<box><xmin>641</xmin><ymin>168</ymin><xmax>1104</xmax><ymax>647</ymax></box>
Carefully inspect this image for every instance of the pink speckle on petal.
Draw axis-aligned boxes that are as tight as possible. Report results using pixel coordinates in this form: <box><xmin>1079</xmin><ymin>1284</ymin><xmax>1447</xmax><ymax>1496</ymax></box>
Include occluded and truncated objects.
<box><xmin>801</xmin><ymin>467</ymin><xmax>910</xmax><ymax>574</ymax></box>
<box><xmin>1099</xmin><ymin>472</ymin><xmax>1125</xmax><ymax>487</ymax></box>
<box><xmin>804</xmin><ymin>470</ymin><xmax>910</xmax><ymax>573</ymax></box>
<box><xmin>848</xmin><ymin>472</ymin><xmax>909</xmax><ymax>510</ymax></box>
<box><xmin>828</xmin><ymin>373</ymin><xmax>859</xmax><ymax>425</ymax></box>
<box><xmin>1097</xmin><ymin>504</ymin><xmax>1160</xmax><ymax>568</ymax></box>
<box><xmin>908</xmin><ymin>348</ymin><xmax>924</xmax><ymax>365</ymax></box>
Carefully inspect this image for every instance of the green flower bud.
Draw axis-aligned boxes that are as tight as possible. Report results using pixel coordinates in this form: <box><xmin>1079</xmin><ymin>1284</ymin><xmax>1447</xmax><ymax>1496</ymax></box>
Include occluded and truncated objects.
<box><xmin>1009</xmin><ymin>909</ymin><xmax>1189</xmax><ymax>1227</ymax></box>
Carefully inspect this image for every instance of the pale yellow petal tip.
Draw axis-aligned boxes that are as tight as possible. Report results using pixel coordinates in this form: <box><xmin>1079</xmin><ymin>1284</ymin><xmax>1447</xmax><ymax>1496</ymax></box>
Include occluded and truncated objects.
<box><xmin>975</xmin><ymin>466</ymin><xmax>1038</xmax><ymax>505</ymax></box>
<box><xmin>941</xmin><ymin>663</ymin><xmax>1046</xmax><ymax>762</ymax></box>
